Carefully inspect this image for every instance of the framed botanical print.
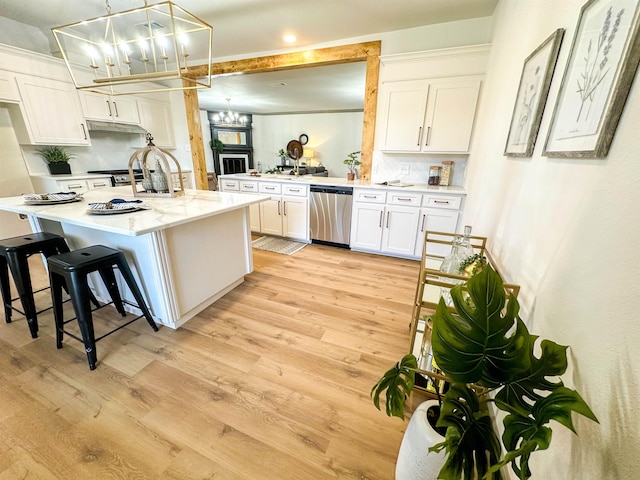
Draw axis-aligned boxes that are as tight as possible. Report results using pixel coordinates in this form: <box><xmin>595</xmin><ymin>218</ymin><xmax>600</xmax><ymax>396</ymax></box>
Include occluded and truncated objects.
<box><xmin>505</xmin><ymin>29</ymin><xmax>565</xmax><ymax>157</ymax></box>
<box><xmin>543</xmin><ymin>0</ymin><xmax>640</xmax><ymax>157</ymax></box>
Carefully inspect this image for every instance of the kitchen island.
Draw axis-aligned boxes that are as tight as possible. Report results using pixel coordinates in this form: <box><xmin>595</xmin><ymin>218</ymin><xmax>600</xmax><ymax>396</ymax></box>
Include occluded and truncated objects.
<box><xmin>0</xmin><ymin>187</ymin><xmax>268</xmax><ymax>328</ymax></box>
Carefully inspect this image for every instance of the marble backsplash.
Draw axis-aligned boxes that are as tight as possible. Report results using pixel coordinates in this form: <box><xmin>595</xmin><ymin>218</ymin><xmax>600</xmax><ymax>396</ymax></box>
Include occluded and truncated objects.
<box><xmin>370</xmin><ymin>151</ymin><xmax>468</xmax><ymax>186</ymax></box>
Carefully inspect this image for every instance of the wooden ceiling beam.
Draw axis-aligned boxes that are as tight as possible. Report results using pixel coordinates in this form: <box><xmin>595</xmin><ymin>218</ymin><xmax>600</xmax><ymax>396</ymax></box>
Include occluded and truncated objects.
<box><xmin>182</xmin><ymin>41</ymin><xmax>381</xmax><ymax>190</ymax></box>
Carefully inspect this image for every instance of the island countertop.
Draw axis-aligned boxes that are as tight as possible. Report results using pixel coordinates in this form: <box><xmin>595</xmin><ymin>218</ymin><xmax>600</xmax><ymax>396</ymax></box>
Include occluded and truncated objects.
<box><xmin>0</xmin><ymin>187</ymin><xmax>269</xmax><ymax>237</ymax></box>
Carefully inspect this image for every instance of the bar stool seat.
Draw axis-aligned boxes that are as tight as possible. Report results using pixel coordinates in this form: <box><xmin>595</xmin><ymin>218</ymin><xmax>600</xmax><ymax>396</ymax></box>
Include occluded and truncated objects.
<box><xmin>47</xmin><ymin>245</ymin><xmax>158</xmax><ymax>370</ymax></box>
<box><xmin>0</xmin><ymin>232</ymin><xmax>79</xmax><ymax>338</ymax></box>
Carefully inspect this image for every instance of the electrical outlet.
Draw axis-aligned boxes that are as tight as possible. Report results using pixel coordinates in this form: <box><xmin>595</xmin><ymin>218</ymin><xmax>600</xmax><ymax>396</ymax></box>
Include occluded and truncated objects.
<box><xmin>399</xmin><ymin>164</ymin><xmax>410</xmax><ymax>175</ymax></box>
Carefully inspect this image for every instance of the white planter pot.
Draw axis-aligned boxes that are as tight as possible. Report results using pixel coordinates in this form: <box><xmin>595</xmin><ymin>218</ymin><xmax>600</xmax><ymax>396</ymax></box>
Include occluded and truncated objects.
<box><xmin>395</xmin><ymin>400</ymin><xmax>447</xmax><ymax>480</ymax></box>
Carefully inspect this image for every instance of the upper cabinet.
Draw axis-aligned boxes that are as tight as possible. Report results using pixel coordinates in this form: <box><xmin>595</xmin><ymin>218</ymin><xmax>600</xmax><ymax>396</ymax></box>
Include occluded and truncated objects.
<box><xmin>137</xmin><ymin>97</ymin><xmax>175</xmax><ymax>149</ymax></box>
<box><xmin>378</xmin><ymin>76</ymin><xmax>481</xmax><ymax>154</ymax></box>
<box><xmin>79</xmin><ymin>91</ymin><xmax>140</xmax><ymax>124</ymax></box>
<box><xmin>0</xmin><ymin>70</ymin><xmax>20</xmax><ymax>102</ymax></box>
<box><xmin>14</xmin><ymin>74</ymin><xmax>90</xmax><ymax>146</ymax></box>
<box><xmin>376</xmin><ymin>45</ymin><xmax>490</xmax><ymax>155</ymax></box>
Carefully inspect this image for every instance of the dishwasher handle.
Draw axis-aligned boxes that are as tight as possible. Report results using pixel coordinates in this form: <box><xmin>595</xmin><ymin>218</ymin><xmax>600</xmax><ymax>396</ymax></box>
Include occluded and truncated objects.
<box><xmin>310</xmin><ymin>185</ymin><xmax>353</xmax><ymax>195</ymax></box>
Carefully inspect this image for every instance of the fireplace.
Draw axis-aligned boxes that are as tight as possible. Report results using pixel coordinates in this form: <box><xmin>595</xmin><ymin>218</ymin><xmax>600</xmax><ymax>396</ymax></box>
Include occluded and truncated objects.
<box><xmin>219</xmin><ymin>153</ymin><xmax>250</xmax><ymax>174</ymax></box>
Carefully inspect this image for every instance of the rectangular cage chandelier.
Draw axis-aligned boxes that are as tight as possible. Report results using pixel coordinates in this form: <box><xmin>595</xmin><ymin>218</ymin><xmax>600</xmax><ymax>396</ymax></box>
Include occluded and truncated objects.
<box><xmin>52</xmin><ymin>0</ymin><xmax>212</xmax><ymax>96</ymax></box>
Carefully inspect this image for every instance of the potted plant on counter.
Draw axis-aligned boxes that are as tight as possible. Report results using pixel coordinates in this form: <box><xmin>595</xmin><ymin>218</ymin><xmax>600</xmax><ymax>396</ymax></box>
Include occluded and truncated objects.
<box><xmin>343</xmin><ymin>150</ymin><xmax>361</xmax><ymax>180</ymax></box>
<box><xmin>36</xmin><ymin>146</ymin><xmax>73</xmax><ymax>175</ymax></box>
<box><xmin>371</xmin><ymin>266</ymin><xmax>598</xmax><ymax>480</ymax></box>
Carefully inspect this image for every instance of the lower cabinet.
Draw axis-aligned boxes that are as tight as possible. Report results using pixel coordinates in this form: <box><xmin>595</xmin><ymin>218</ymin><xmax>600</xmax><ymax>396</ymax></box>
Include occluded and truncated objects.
<box><xmin>351</xmin><ymin>202</ymin><xmax>420</xmax><ymax>256</ymax></box>
<box><xmin>221</xmin><ymin>178</ymin><xmax>309</xmax><ymax>241</ymax></box>
<box><xmin>258</xmin><ymin>184</ymin><xmax>309</xmax><ymax>241</ymax></box>
<box><xmin>30</xmin><ymin>175</ymin><xmax>113</xmax><ymax>194</ymax></box>
<box><xmin>351</xmin><ymin>188</ymin><xmax>462</xmax><ymax>258</ymax></box>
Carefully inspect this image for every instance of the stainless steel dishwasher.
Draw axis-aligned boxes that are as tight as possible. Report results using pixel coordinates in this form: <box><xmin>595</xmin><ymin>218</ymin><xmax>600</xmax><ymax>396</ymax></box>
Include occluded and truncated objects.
<box><xmin>309</xmin><ymin>185</ymin><xmax>353</xmax><ymax>248</ymax></box>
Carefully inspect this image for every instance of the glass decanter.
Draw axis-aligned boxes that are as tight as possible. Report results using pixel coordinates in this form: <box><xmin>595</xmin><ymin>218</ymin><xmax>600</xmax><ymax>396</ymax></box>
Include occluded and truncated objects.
<box><xmin>459</xmin><ymin>225</ymin><xmax>475</xmax><ymax>261</ymax></box>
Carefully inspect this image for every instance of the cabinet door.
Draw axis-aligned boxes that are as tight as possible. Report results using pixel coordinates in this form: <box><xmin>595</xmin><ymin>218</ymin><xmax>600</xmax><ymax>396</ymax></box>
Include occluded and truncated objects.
<box><xmin>282</xmin><ymin>195</ymin><xmax>308</xmax><ymax>240</ymax></box>
<box><xmin>16</xmin><ymin>75</ymin><xmax>89</xmax><ymax>145</ymax></box>
<box><xmin>379</xmin><ymin>81</ymin><xmax>429</xmax><ymax>152</ymax></box>
<box><xmin>259</xmin><ymin>196</ymin><xmax>283</xmax><ymax>236</ymax></box>
<box><xmin>249</xmin><ymin>202</ymin><xmax>261</xmax><ymax>232</ymax></box>
<box><xmin>110</xmin><ymin>97</ymin><xmax>139</xmax><ymax>124</ymax></box>
<box><xmin>79</xmin><ymin>92</ymin><xmax>113</xmax><ymax>121</ymax></box>
<box><xmin>422</xmin><ymin>78</ymin><xmax>480</xmax><ymax>153</ymax></box>
<box><xmin>0</xmin><ymin>71</ymin><xmax>20</xmax><ymax>102</ymax></box>
<box><xmin>381</xmin><ymin>205</ymin><xmax>420</xmax><ymax>256</ymax></box>
<box><xmin>350</xmin><ymin>203</ymin><xmax>384</xmax><ymax>251</ymax></box>
<box><xmin>414</xmin><ymin>208</ymin><xmax>459</xmax><ymax>257</ymax></box>
<box><xmin>138</xmin><ymin>98</ymin><xmax>175</xmax><ymax>148</ymax></box>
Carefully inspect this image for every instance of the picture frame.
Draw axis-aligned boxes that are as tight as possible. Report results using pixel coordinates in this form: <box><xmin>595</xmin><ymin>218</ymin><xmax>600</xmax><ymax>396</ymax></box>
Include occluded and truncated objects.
<box><xmin>504</xmin><ymin>29</ymin><xmax>565</xmax><ymax>157</ymax></box>
<box><xmin>543</xmin><ymin>0</ymin><xmax>640</xmax><ymax>158</ymax></box>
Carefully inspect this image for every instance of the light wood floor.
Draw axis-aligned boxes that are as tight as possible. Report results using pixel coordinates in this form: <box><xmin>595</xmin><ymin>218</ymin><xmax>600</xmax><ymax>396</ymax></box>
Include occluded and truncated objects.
<box><xmin>0</xmin><ymin>243</ymin><xmax>420</xmax><ymax>479</ymax></box>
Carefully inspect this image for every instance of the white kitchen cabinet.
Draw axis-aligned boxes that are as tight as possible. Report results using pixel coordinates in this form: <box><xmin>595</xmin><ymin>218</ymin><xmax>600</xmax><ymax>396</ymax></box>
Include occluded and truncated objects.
<box><xmin>137</xmin><ymin>97</ymin><xmax>175</xmax><ymax>148</ymax></box>
<box><xmin>0</xmin><ymin>70</ymin><xmax>20</xmax><ymax>102</ymax></box>
<box><xmin>351</xmin><ymin>199</ymin><xmax>419</xmax><ymax>256</ymax></box>
<box><xmin>79</xmin><ymin>91</ymin><xmax>140</xmax><ymax>124</ymax></box>
<box><xmin>14</xmin><ymin>75</ymin><xmax>90</xmax><ymax>145</ymax></box>
<box><xmin>240</xmin><ymin>180</ymin><xmax>261</xmax><ymax>232</ymax></box>
<box><xmin>257</xmin><ymin>182</ymin><xmax>309</xmax><ymax>241</ymax></box>
<box><xmin>378</xmin><ymin>77</ymin><xmax>481</xmax><ymax>153</ymax></box>
<box><xmin>414</xmin><ymin>208</ymin><xmax>459</xmax><ymax>257</ymax></box>
<box><xmin>30</xmin><ymin>175</ymin><xmax>113</xmax><ymax>194</ymax></box>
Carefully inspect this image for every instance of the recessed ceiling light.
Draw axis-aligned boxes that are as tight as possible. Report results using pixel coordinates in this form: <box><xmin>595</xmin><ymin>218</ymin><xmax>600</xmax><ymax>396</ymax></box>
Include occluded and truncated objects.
<box><xmin>283</xmin><ymin>34</ymin><xmax>296</xmax><ymax>43</ymax></box>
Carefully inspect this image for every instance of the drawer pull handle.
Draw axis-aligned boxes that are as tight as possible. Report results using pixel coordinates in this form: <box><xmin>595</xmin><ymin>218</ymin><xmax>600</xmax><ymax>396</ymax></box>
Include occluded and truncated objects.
<box><xmin>379</xmin><ymin>210</ymin><xmax>383</xmax><ymax>228</ymax></box>
<box><xmin>289</xmin><ymin>188</ymin><xmax>300</xmax><ymax>192</ymax></box>
<box><xmin>397</xmin><ymin>197</ymin><xmax>412</xmax><ymax>201</ymax></box>
<box><xmin>433</xmin><ymin>200</ymin><xmax>450</xmax><ymax>204</ymax></box>
<box><xmin>420</xmin><ymin>214</ymin><xmax>426</xmax><ymax>232</ymax></box>
<box><xmin>386</xmin><ymin>211</ymin><xmax>390</xmax><ymax>229</ymax></box>
<box><xmin>283</xmin><ymin>201</ymin><xmax>287</xmax><ymax>216</ymax></box>
<box><xmin>68</xmin><ymin>184</ymin><xmax>83</xmax><ymax>189</ymax></box>
<box><xmin>364</xmin><ymin>195</ymin><xmax>377</xmax><ymax>199</ymax></box>
<box><xmin>265</xmin><ymin>186</ymin><xmax>275</xmax><ymax>190</ymax></box>
<box><xmin>93</xmin><ymin>183</ymin><xmax>107</xmax><ymax>187</ymax></box>
<box><xmin>277</xmin><ymin>200</ymin><xmax>281</xmax><ymax>215</ymax></box>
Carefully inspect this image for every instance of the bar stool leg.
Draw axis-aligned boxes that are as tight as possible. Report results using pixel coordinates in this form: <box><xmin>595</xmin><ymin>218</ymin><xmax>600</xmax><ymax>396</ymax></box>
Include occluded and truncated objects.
<box><xmin>49</xmin><ymin>271</ymin><xmax>65</xmax><ymax>349</ymax></box>
<box><xmin>7</xmin><ymin>252</ymin><xmax>38</xmax><ymax>338</ymax></box>
<box><xmin>97</xmin><ymin>267</ymin><xmax>126</xmax><ymax>317</ymax></box>
<box><xmin>0</xmin><ymin>255</ymin><xmax>12</xmax><ymax>323</ymax></box>
<box><xmin>68</xmin><ymin>272</ymin><xmax>98</xmax><ymax>370</ymax></box>
<box><xmin>116</xmin><ymin>258</ymin><xmax>158</xmax><ymax>331</ymax></box>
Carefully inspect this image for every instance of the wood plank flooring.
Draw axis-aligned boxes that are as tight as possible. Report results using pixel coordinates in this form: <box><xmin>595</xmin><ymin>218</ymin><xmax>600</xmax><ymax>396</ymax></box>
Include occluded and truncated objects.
<box><xmin>0</xmin><ymin>243</ymin><xmax>420</xmax><ymax>479</ymax></box>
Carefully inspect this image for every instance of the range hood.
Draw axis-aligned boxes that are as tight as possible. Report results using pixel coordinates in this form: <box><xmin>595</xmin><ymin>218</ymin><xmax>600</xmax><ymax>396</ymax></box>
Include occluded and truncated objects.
<box><xmin>86</xmin><ymin>120</ymin><xmax>147</xmax><ymax>135</ymax></box>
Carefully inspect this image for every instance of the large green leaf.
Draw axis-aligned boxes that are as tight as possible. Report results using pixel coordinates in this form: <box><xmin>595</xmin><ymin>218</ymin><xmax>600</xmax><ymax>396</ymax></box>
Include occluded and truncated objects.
<box><xmin>370</xmin><ymin>354</ymin><xmax>416</xmax><ymax>420</ymax></box>
<box><xmin>429</xmin><ymin>383</ymin><xmax>501</xmax><ymax>480</ymax></box>
<box><xmin>431</xmin><ymin>266</ymin><xmax>529</xmax><ymax>387</ymax></box>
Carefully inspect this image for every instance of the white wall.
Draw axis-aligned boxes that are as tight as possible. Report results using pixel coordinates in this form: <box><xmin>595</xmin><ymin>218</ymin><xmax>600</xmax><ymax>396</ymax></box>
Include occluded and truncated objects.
<box><xmin>464</xmin><ymin>1</ymin><xmax>640</xmax><ymax>478</ymax></box>
<box><xmin>252</xmin><ymin>112</ymin><xmax>363</xmax><ymax>177</ymax></box>
<box><xmin>0</xmin><ymin>17</ymin><xmax>50</xmax><ymax>54</ymax></box>
<box><xmin>0</xmin><ymin>107</ymin><xmax>34</xmax><ymax>237</ymax></box>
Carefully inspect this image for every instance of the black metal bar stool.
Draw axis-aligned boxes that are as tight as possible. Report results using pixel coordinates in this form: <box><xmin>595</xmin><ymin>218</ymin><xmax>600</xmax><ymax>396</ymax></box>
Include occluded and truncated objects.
<box><xmin>0</xmin><ymin>232</ymin><xmax>85</xmax><ymax>338</ymax></box>
<box><xmin>47</xmin><ymin>245</ymin><xmax>158</xmax><ymax>370</ymax></box>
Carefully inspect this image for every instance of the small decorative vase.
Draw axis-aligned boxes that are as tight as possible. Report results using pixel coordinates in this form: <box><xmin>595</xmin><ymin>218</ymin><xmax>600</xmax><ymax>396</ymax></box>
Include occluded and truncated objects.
<box><xmin>151</xmin><ymin>160</ymin><xmax>169</xmax><ymax>193</ymax></box>
<box><xmin>347</xmin><ymin>172</ymin><xmax>355</xmax><ymax>181</ymax></box>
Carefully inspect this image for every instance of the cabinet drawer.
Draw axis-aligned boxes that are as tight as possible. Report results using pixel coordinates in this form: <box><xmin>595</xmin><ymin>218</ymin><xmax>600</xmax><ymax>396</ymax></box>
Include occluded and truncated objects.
<box><xmin>240</xmin><ymin>181</ymin><xmax>259</xmax><ymax>193</ymax></box>
<box><xmin>57</xmin><ymin>179</ymin><xmax>88</xmax><ymax>193</ymax></box>
<box><xmin>220</xmin><ymin>179</ymin><xmax>240</xmax><ymax>191</ymax></box>
<box><xmin>87</xmin><ymin>178</ymin><xmax>111</xmax><ymax>189</ymax></box>
<box><xmin>354</xmin><ymin>190</ymin><xmax>386</xmax><ymax>203</ymax></box>
<box><xmin>283</xmin><ymin>184</ymin><xmax>308</xmax><ymax>197</ymax></box>
<box><xmin>259</xmin><ymin>182</ymin><xmax>282</xmax><ymax>194</ymax></box>
<box><xmin>423</xmin><ymin>195</ymin><xmax>462</xmax><ymax>210</ymax></box>
<box><xmin>387</xmin><ymin>191</ymin><xmax>421</xmax><ymax>206</ymax></box>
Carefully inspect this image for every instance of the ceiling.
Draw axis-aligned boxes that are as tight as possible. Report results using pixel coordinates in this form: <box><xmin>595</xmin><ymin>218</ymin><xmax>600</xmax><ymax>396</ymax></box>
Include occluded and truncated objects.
<box><xmin>0</xmin><ymin>0</ymin><xmax>498</xmax><ymax>114</ymax></box>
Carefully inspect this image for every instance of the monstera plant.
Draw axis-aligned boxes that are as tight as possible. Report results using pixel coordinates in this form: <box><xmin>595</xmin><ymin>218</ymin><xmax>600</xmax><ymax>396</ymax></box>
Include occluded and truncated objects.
<box><xmin>372</xmin><ymin>266</ymin><xmax>598</xmax><ymax>480</ymax></box>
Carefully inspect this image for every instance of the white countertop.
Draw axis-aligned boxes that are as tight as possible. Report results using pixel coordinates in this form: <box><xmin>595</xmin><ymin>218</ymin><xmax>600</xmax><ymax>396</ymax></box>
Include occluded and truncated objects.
<box><xmin>219</xmin><ymin>174</ymin><xmax>466</xmax><ymax>195</ymax></box>
<box><xmin>0</xmin><ymin>186</ymin><xmax>267</xmax><ymax>237</ymax></box>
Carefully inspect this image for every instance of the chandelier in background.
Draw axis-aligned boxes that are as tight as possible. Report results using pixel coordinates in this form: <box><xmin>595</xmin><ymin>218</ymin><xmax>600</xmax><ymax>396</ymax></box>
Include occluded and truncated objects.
<box><xmin>212</xmin><ymin>98</ymin><xmax>248</xmax><ymax>126</ymax></box>
<box><xmin>52</xmin><ymin>0</ymin><xmax>212</xmax><ymax>96</ymax></box>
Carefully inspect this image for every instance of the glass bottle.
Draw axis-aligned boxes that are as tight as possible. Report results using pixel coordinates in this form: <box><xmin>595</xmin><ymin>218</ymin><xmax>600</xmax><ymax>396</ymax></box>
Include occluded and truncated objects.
<box><xmin>459</xmin><ymin>225</ymin><xmax>475</xmax><ymax>260</ymax></box>
<box><xmin>440</xmin><ymin>235</ymin><xmax>464</xmax><ymax>275</ymax></box>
